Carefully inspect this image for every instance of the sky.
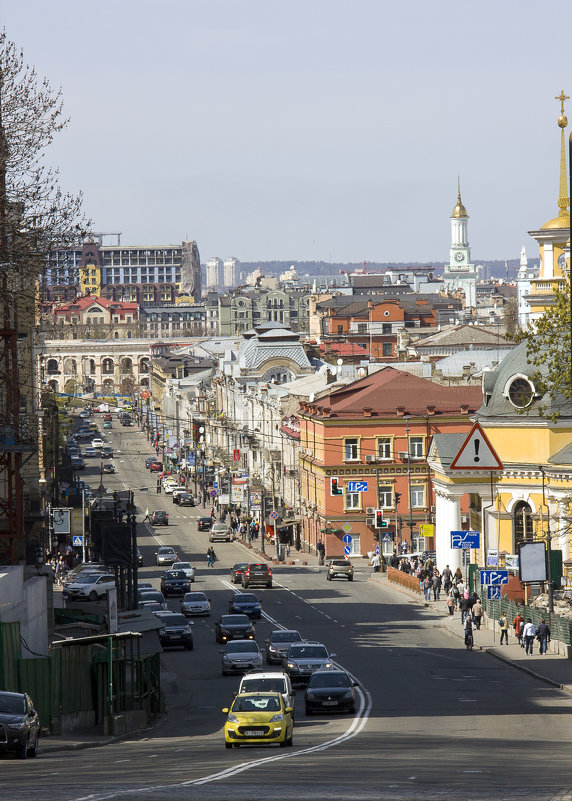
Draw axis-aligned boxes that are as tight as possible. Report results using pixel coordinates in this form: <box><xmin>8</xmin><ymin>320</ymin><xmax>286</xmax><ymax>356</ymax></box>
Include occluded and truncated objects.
<box><xmin>2</xmin><ymin>0</ymin><xmax>571</xmax><ymax>264</ymax></box>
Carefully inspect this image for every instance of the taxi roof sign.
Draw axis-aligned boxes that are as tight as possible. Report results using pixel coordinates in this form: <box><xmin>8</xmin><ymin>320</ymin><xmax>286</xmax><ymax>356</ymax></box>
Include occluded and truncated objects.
<box><xmin>450</xmin><ymin>422</ymin><xmax>503</xmax><ymax>471</ymax></box>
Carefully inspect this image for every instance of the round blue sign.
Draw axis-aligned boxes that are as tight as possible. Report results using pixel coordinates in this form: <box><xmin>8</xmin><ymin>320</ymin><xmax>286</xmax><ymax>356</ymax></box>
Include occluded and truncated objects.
<box><xmin>344</xmin><ymin>545</ymin><xmax>352</xmax><ymax>555</ymax></box>
<box><xmin>209</xmin><ymin>489</ymin><xmax>217</xmax><ymax>498</ymax></box>
<box><xmin>342</xmin><ymin>534</ymin><xmax>352</xmax><ymax>544</ymax></box>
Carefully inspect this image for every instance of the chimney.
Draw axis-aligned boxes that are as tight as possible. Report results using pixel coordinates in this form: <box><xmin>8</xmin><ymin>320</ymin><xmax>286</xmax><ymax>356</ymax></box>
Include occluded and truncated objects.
<box><xmin>322</xmin><ymin>406</ymin><xmax>331</xmax><ymax>418</ymax></box>
<box><xmin>425</xmin><ymin>405</ymin><xmax>436</xmax><ymax>415</ymax></box>
<box><xmin>460</xmin><ymin>404</ymin><xmax>470</xmax><ymax>414</ymax></box>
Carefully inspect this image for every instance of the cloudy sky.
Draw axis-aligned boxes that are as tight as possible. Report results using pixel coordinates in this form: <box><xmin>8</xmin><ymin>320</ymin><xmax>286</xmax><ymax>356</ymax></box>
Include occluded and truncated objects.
<box><xmin>2</xmin><ymin>0</ymin><xmax>570</xmax><ymax>263</ymax></box>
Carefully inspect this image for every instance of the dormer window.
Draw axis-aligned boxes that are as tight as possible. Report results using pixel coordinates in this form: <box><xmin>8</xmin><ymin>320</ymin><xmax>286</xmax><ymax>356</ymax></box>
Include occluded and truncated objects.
<box><xmin>506</xmin><ymin>376</ymin><xmax>534</xmax><ymax>409</ymax></box>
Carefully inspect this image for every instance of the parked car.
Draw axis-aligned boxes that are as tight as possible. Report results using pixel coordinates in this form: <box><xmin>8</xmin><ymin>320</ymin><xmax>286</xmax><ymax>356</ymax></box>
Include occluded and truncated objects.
<box><xmin>215</xmin><ymin>614</ymin><xmax>255</xmax><ymax>643</ymax></box>
<box><xmin>326</xmin><ymin>558</ymin><xmax>354</xmax><ymax>582</ymax></box>
<box><xmin>265</xmin><ymin>629</ymin><xmax>303</xmax><ymax>664</ymax></box>
<box><xmin>198</xmin><ymin>517</ymin><xmax>213</xmax><ymax>531</ymax></box>
<box><xmin>209</xmin><ymin>522</ymin><xmax>231</xmax><ymax>542</ymax></box>
<box><xmin>241</xmin><ymin>563</ymin><xmax>272</xmax><ymax>589</ymax></box>
<box><xmin>228</xmin><ymin>592</ymin><xmax>262</xmax><ymax>619</ymax></box>
<box><xmin>155</xmin><ymin>546</ymin><xmax>178</xmax><ymax>566</ymax></box>
<box><xmin>160</xmin><ymin>569</ymin><xmax>191</xmax><ymax>597</ymax></box>
<box><xmin>230</xmin><ymin>562</ymin><xmax>249</xmax><ymax>584</ymax></box>
<box><xmin>282</xmin><ymin>642</ymin><xmax>335</xmax><ymax>684</ymax></box>
<box><xmin>221</xmin><ymin>639</ymin><xmax>262</xmax><ymax>675</ymax></box>
<box><xmin>172</xmin><ymin>561</ymin><xmax>195</xmax><ymax>582</ymax></box>
<box><xmin>151</xmin><ymin>510</ymin><xmax>169</xmax><ymax>526</ymax></box>
<box><xmin>239</xmin><ymin>669</ymin><xmax>296</xmax><ymax>712</ymax></box>
<box><xmin>180</xmin><ymin>591</ymin><xmax>211</xmax><ymax>617</ymax></box>
<box><xmin>63</xmin><ymin>573</ymin><xmax>116</xmax><ymax>601</ymax></box>
<box><xmin>176</xmin><ymin>492</ymin><xmax>194</xmax><ymax>507</ymax></box>
<box><xmin>304</xmin><ymin>669</ymin><xmax>358</xmax><ymax>715</ymax></box>
<box><xmin>222</xmin><ymin>692</ymin><xmax>293</xmax><ymax>749</ymax></box>
<box><xmin>0</xmin><ymin>691</ymin><xmax>40</xmax><ymax>758</ymax></box>
<box><xmin>149</xmin><ymin>461</ymin><xmax>163</xmax><ymax>472</ymax></box>
<box><xmin>155</xmin><ymin>611</ymin><xmax>194</xmax><ymax>650</ymax></box>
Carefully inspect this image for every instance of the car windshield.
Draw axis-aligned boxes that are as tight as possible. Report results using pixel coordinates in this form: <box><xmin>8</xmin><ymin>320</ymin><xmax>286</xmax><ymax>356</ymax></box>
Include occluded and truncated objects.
<box><xmin>236</xmin><ymin>594</ymin><xmax>257</xmax><ymax>603</ymax></box>
<box><xmin>0</xmin><ymin>693</ymin><xmax>25</xmax><ymax>714</ymax></box>
<box><xmin>271</xmin><ymin>631</ymin><xmax>302</xmax><ymax>643</ymax></box>
<box><xmin>331</xmin><ymin>560</ymin><xmax>349</xmax><ymax>566</ymax></box>
<box><xmin>76</xmin><ymin>574</ymin><xmax>102</xmax><ymax>584</ymax></box>
<box><xmin>158</xmin><ymin>548</ymin><xmax>175</xmax><ymax>554</ymax></box>
<box><xmin>140</xmin><ymin>591</ymin><xmax>164</xmax><ymax>602</ymax></box>
<box><xmin>175</xmin><ymin>563</ymin><xmax>192</xmax><ymax>570</ymax></box>
<box><xmin>165</xmin><ymin>571</ymin><xmax>186</xmax><ymax>580</ymax></box>
<box><xmin>233</xmin><ymin>695</ymin><xmax>280</xmax><ymax>712</ymax></box>
<box><xmin>225</xmin><ymin>641</ymin><xmax>259</xmax><ymax>654</ymax></box>
<box><xmin>233</xmin><ymin>563</ymin><xmax>248</xmax><ymax>570</ymax></box>
<box><xmin>160</xmin><ymin>613</ymin><xmax>187</xmax><ymax>626</ymax></box>
<box><xmin>290</xmin><ymin>645</ymin><xmax>328</xmax><ymax>659</ymax></box>
<box><xmin>222</xmin><ymin>615</ymin><xmax>250</xmax><ymax>625</ymax></box>
<box><xmin>212</xmin><ymin>524</ymin><xmax>227</xmax><ymax>530</ymax></box>
<box><xmin>309</xmin><ymin>672</ymin><xmax>351</xmax><ymax>688</ymax></box>
<box><xmin>184</xmin><ymin>593</ymin><xmax>206</xmax><ymax>602</ymax></box>
<box><xmin>241</xmin><ymin>678</ymin><xmax>285</xmax><ymax>693</ymax></box>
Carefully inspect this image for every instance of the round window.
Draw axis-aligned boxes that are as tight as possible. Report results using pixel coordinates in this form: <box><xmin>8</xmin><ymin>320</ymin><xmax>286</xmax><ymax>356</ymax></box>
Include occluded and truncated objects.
<box><xmin>384</xmin><ymin>310</ymin><xmax>390</xmax><ymax>317</ymax></box>
<box><xmin>508</xmin><ymin>377</ymin><xmax>534</xmax><ymax>409</ymax></box>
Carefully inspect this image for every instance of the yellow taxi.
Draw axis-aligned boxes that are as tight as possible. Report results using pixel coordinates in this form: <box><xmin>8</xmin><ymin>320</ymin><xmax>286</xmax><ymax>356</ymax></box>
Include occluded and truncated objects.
<box><xmin>222</xmin><ymin>692</ymin><xmax>293</xmax><ymax>748</ymax></box>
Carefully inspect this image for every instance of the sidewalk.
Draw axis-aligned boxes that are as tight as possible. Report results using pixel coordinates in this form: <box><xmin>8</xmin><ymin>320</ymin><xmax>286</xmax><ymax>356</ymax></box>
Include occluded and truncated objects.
<box><xmin>373</xmin><ymin>572</ymin><xmax>572</xmax><ymax>694</ymax></box>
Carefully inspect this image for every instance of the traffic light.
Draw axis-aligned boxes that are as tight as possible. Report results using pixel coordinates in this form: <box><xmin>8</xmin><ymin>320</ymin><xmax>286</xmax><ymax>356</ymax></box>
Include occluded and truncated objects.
<box><xmin>375</xmin><ymin>509</ymin><xmax>384</xmax><ymax>529</ymax></box>
<box><xmin>394</xmin><ymin>492</ymin><xmax>401</xmax><ymax>506</ymax></box>
<box><xmin>330</xmin><ymin>477</ymin><xmax>342</xmax><ymax>496</ymax></box>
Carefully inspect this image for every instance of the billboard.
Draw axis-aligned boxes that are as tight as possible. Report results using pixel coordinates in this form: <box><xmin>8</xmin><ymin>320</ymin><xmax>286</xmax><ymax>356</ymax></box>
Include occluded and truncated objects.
<box><xmin>519</xmin><ymin>541</ymin><xmax>547</xmax><ymax>583</ymax></box>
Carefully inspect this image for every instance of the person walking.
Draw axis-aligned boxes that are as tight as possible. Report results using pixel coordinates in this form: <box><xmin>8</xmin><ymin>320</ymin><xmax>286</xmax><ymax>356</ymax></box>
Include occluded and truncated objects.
<box><xmin>206</xmin><ymin>546</ymin><xmax>216</xmax><ymax>568</ymax></box>
<box><xmin>442</xmin><ymin>565</ymin><xmax>453</xmax><ymax>595</ymax></box>
<box><xmin>446</xmin><ymin>594</ymin><xmax>455</xmax><ymax>616</ymax></box>
<box><xmin>499</xmin><ymin>612</ymin><xmax>509</xmax><ymax>645</ymax></box>
<box><xmin>472</xmin><ymin>598</ymin><xmax>483</xmax><ymax>630</ymax></box>
<box><xmin>536</xmin><ymin>618</ymin><xmax>550</xmax><ymax>654</ymax></box>
<box><xmin>422</xmin><ymin>574</ymin><xmax>433</xmax><ymax>601</ymax></box>
<box><xmin>523</xmin><ymin>618</ymin><xmax>536</xmax><ymax>655</ymax></box>
<box><xmin>432</xmin><ymin>572</ymin><xmax>442</xmax><ymax>601</ymax></box>
<box><xmin>459</xmin><ymin>594</ymin><xmax>469</xmax><ymax>624</ymax></box>
<box><xmin>512</xmin><ymin>611</ymin><xmax>524</xmax><ymax>645</ymax></box>
<box><xmin>143</xmin><ymin>507</ymin><xmax>150</xmax><ymax>522</ymax></box>
<box><xmin>371</xmin><ymin>552</ymin><xmax>381</xmax><ymax>573</ymax></box>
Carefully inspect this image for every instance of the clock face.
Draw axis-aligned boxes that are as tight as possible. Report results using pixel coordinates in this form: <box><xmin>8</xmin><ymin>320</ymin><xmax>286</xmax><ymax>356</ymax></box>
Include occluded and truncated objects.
<box><xmin>455</xmin><ymin>251</ymin><xmax>464</xmax><ymax>262</ymax></box>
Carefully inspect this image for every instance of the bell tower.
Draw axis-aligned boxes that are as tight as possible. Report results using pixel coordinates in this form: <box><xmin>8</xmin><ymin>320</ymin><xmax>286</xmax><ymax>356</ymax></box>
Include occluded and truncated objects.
<box><xmin>443</xmin><ymin>179</ymin><xmax>477</xmax><ymax>307</ymax></box>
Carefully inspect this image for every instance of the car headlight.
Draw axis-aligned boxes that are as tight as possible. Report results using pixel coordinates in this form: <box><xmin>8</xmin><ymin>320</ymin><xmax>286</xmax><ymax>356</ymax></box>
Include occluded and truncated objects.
<box><xmin>269</xmin><ymin>714</ymin><xmax>284</xmax><ymax>722</ymax></box>
<box><xmin>7</xmin><ymin>722</ymin><xmax>27</xmax><ymax>730</ymax></box>
<box><xmin>227</xmin><ymin>713</ymin><xmax>239</xmax><ymax>723</ymax></box>
<box><xmin>324</xmin><ymin>662</ymin><xmax>333</xmax><ymax>668</ymax></box>
<box><xmin>287</xmin><ymin>662</ymin><xmax>296</xmax><ymax>669</ymax></box>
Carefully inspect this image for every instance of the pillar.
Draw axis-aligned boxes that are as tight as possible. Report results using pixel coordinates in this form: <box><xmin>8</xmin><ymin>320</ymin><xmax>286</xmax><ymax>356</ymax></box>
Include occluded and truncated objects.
<box><xmin>435</xmin><ymin>487</ymin><xmax>463</xmax><ymax>572</ymax></box>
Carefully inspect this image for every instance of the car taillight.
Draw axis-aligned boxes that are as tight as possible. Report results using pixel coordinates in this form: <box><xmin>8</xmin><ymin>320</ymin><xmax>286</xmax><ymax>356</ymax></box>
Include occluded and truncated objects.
<box><xmin>268</xmin><ymin>568</ymin><xmax>272</xmax><ymax>575</ymax></box>
<box><xmin>245</xmin><ymin>570</ymin><xmax>250</xmax><ymax>577</ymax></box>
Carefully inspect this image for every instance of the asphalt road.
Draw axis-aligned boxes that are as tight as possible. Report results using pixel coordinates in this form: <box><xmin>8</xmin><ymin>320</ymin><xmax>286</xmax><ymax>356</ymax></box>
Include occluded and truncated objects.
<box><xmin>3</xmin><ymin>423</ymin><xmax>572</xmax><ymax>801</ymax></box>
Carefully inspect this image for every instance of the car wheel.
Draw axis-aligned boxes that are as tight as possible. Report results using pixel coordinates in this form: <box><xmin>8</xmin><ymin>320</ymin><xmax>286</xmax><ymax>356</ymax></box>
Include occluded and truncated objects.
<box><xmin>348</xmin><ymin>575</ymin><xmax>353</xmax><ymax>581</ymax></box>
<box><xmin>28</xmin><ymin>733</ymin><xmax>39</xmax><ymax>758</ymax></box>
<box><xmin>243</xmin><ymin>583</ymin><xmax>249</xmax><ymax>589</ymax></box>
<box><xmin>16</xmin><ymin>736</ymin><xmax>29</xmax><ymax>759</ymax></box>
<box><xmin>89</xmin><ymin>591</ymin><xmax>98</xmax><ymax>601</ymax></box>
<box><xmin>286</xmin><ymin>733</ymin><xmax>293</xmax><ymax>747</ymax></box>
<box><xmin>348</xmin><ymin>704</ymin><xmax>356</xmax><ymax>714</ymax></box>
<box><xmin>225</xmin><ymin>742</ymin><xmax>232</xmax><ymax>749</ymax></box>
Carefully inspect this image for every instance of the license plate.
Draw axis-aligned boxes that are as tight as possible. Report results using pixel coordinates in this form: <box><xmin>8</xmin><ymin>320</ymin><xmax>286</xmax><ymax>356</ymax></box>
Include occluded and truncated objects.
<box><xmin>244</xmin><ymin>729</ymin><xmax>265</xmax><ymax>737</ymax></box>
<box><xmin>323</xmin><ymin>700</ymin><xmax>338</xmax><ymax>705</ymax></box>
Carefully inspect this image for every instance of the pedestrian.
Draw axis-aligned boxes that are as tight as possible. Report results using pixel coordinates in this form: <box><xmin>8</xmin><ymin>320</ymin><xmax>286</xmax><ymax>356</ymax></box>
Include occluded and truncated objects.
<box><xmin>499</xmin><ymin>612</ymin><xmax>509</xmax><ymax>645</ymax></box>
<box><xmin>452</xmin><ymin>582</ymin><xmax>460</xmax><ymax>608</ymax></box>
<box><xmin>432</xmin><ymin>573</ymin><xmax>442</xmax><ymax>601</ymax></box>
<box><xmin>422</xmin><ymin>574</ymin><xmax>433</xmax><ymax>601</ymax></box>
<box><xmin>456</xmin><ymin>580</ymin><xmax>465</xmax><ymax>597</ymax></box>
<box><xmin>512</xmin><ymin>611</ymin><xmax>524</xmax><ymax>644</ymax></box>
<box><xmin>536</xmin><ymin>618</ymin><xmax>550</xmax><ymax>655</ymax></box>
<box><xmin>454</xmin><ymin>567</ymin><xmax>463</xmax><ymax>585</ymax></box>
<box><xmin>442</xmin><ymin>564</ymin><xmax>453</xmax><ymax>595</ymax></box>
<box><xmin>523</xmin><ymin>618</ymin><xmax>536</xmax><ymax>655</ymax></box>
<box><xmin>472</xmin><ymin>598</ymin><xmax>483</xmax><ymax>629</ymax></box>
<box><xmin>459</xmin><ymin>594</ymin><xmax>469</xmax><ymax>624</ymax></box>
<box><xmin>371</xmin><ymin>552</ymin><xmax>381</xmax><ymax>573</ymax></box>
<box><xmin>206</xmin><ymin>546</ymin><xmax>216</xmax><ymax>568</ymax></box>
<box><xmin>143</xmin><ymin>507</ymin><xmax>150</xmax><ymax>522</ymax></box>
<box><xmin>156</xmin><ymin>479</ymin><xmax>161</xmax><ymax>494</ymax></box>
<box><xmin>210</xmin><ymin>507</ymin><xmax>215</xmax><ymax>519</ymax></box>
<box><xmin>447</xmin><ymin>594</ymin><xmax>455</xmax><ymax>616</ymax></box>
<box><xmin>316</xmin><ymin>539</ymin><xmax>325</xmax><ymax>566</ymax></box>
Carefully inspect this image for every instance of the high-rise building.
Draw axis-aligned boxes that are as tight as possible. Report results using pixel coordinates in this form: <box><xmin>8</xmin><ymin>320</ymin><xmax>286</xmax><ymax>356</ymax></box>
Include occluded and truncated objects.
<box><xmin>223</xmin><ymin>257</ymin><xmax>240</xmax><ymax>288</ymax></box>
<box><xmin>205</xmin><ymin>257</ymin><xmax>223</xmax><ymax>289</ymax></box>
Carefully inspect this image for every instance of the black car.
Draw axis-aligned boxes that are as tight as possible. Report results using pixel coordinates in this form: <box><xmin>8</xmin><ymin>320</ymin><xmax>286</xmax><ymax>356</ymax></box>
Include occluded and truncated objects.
<box><xmin>241</xmin><ymin>562</ymin><xmax>272</xmax><ymax>589</ymax></box>
<box><xmin>145</xmin><ymin>457</ymin><xmax>154</xmax><ymax>469</ymax></box>
<box><xmin>304</xmin><ymin>669</ymin><xmax>358</xmax><ymax>715</ymax></box>
<box><xmin>101</xmin><ymin>446</ymin><xmax>114</xmax><ymax>458</ymax></box>
<box><xmin>151</xmin><ymin>510</ymin><xmax>169</xmax><ymax>526</ymax></box>
<box><xmin>71</xmin><ymin>456</ymin><xmax>85</xmax><ymax>470</ymax></box>
<box><xmin>177</xmin><ymin>493</ymin><xmax>195</xmax><ymax>507</ymax></box>
<box><xmin>155</xmin><ymin>611</ymin><xmax>194</xmax><ymax>650</ymax></box>
<box><xmin>198</xmin><ymin>517</ymin><xmax>213</xmax><ymax>531</ymax></box>
<box><xmin>138</xmin><ymin>589</ymin><xmax>167</xmax><ymax>609</ymax></box>
<box><xmin>0</xmin><ymin>691</ymin><xmax>40</xmax><ymax>758</ymax></box>
<box><xmin>230</xmin><ymin>562</ymin><xmax>249</xmax><ymax>584</ymax></box>
<box><xmin>215</xmin><ymin>614</ymin><xmax>256</xmax><ymax>643</ymax></box>
<box><xmin>228</xmin><ymin>592</ymin><xmax>262</xmax><ymax>619</ymax></box>
<box><xmin>265</xmin><ymin>629</ymin><xmax>303</xmax><ymax>664</ymax></box>
<box><xmin>160</xmin><ymin>569</ymin><xmax>191</xmax><ymax>597</ymax></box>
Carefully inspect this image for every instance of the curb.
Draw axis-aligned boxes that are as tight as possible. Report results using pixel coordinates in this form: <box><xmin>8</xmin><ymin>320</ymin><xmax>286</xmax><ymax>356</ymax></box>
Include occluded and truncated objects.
<box><xmin>41</xmin><ymin>715</ymin><xmax>166</xmax><ymax>754</ymax></box>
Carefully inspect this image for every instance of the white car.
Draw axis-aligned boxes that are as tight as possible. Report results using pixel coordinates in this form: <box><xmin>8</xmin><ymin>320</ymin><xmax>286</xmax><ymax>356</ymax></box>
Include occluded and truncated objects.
<box><xmin>172</xmin><ymin>562</ymin><xmax>196</xmax><ymax>582</ymax></box>
<box><xmin>209</xmin><ymin>522</ymin><xmax>231</xmax><ymax>542</ymax></box>
<box><xmin>238</xmin><ymin>670</ymin><xmax>296</xmax><ymax>712</ymax></box>
<box><xmin>180</xmin><ymin>591</ymin><xmax>210</xmax><ymax>616</ymax></box>
<box><xmin>63</xmin><ymin>573</ymin><xmax>115</xmax><ymax>601</ymax></box>
<box><xmin>163</xmin><ymin>482</ymin><xmax>180</xmax><ymax>495</ymax></box>
<box><xmin>91</xmin><ymin>438</ymin><xmax>104</xmax><ymax>449</ymax></box>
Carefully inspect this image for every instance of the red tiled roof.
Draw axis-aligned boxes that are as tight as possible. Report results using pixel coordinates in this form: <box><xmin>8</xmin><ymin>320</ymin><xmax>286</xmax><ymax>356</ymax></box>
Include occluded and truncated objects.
<box><xmin>310</xmin><ymin>366</ymin><xmax>481</xmax><ymax>416</ymax></box>
<box><xmin>319</xmin><ymin>343</ymin><xmax>369</xmax><ymax>356</ymax></box>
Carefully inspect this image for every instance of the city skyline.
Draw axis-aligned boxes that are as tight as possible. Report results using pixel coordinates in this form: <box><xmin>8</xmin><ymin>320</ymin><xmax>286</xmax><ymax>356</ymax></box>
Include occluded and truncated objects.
<box><xmin>3</xmin><ymin>0</ymin><xmax>570</xmax><ymax>263</ymax></box>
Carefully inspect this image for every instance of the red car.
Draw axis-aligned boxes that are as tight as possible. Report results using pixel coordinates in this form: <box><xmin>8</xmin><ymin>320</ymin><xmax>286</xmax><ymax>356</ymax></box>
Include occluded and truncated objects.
<box><xmin>150</xmin><ymin>461</ymin><xmax>163</xmax><ymax>472</ymax></box>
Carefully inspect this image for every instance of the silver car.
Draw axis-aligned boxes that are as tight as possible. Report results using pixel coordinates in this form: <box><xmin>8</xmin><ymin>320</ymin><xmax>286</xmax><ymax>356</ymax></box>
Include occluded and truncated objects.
<box><xmin>209</xmin><ymin>522</ymin><xmax>231</xmax><ymax>542</ymax></box>
<box><xmin>172</xmin><ymin>561</ymin><xmax>196</xmax><ymax>582</ymax></box>
<box><xmin>155</xmin><ymin>546</ymin><xmax>178</xmax><ymax>566</ymax></box>
<box><xmin>221</xmin><ymin>640</ymin><xmax>262</xmax><ymax>675</ymax></box>
<box><xmin>180</xmin><ymin>591</ymin><xmax>211</xmax><ymax>617</ymax></box>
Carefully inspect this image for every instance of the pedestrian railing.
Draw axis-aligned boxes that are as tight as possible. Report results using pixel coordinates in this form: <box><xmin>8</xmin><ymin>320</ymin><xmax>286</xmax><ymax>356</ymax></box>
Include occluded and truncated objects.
<box><xmin>387</xmin><ymin>566</ymin><xmax>421</xmax><ymax>594</ymax></box>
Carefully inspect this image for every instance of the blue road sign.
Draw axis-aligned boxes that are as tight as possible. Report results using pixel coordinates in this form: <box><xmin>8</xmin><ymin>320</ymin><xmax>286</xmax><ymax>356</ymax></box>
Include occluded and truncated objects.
<box><xmin>479</xmin><ymin>570</ymin><xmax>509</xmax><ymax>586</ymax></box>
<box><xmin>347</xmin><ymin>481</ymin><xmax>368</xmax><ymax>492</ymax></box>
<box><xmin>375</xmin><ymin>545</ymin><xmax>380</xmax><ymax>555</ymax></box>
<box><xmin>487</xmin><ymin>586</ymin><xmax>502</xmax><ymax>600</ymax></box>
<box><xmin>72</xmin><ymin>535</ymin><xmax>84</xmax><ymax>547</ymax></box>
<box><xmin>213</xmin><ymin>481</ymin><xmax>219</xmax><ymax>489</ymax></box>
<box><xmin>451</xmin><ymin>530</ymin><xmax>480</xmax><ymax>549</ymax></box>
<box><xmin>344</xmin><ymin>545</ymin><xmax>352</xmax><ymax>555</ymax></box>
<box><xmin>209</xmin><ymin>489</ymin><xmax>217</xmax><ymax>498</ymax></box>
<box><xmin>342</xmin><ymin>534</ymin><xmax>352</xmax><ymax>544</ymax></box>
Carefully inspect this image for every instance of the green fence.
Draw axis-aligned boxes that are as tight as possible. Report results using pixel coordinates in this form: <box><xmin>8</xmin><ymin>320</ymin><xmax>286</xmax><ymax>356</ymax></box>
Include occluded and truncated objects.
<box><xmin>18</xmin><ymin>657</ymin><xmax>53</xmax><ymax>727</ymax></box>
<box><xmin>0</xmin><ymin>622</ymin><xmax>22</xmax><ymax>691</ymax></box>
<box><xmin>482</xmin><ymin>596</ymin><xmax>571</xmax><ymax>644</ymax></box>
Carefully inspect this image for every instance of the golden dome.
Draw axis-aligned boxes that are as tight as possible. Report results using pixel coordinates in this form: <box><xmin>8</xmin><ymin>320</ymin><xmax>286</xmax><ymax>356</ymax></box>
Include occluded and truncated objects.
<box><xmin>541</xmin><ymin>210</ymin><xmax>570</xmax><ymax>230</ymax></box>
<box><xmin>451</xmin><ymin>191</ymin><xmax>468</xmax><ymax>218</ymax></box>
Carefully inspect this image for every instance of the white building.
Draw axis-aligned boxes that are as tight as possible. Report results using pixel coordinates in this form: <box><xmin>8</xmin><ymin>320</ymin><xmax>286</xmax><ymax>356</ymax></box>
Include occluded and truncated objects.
<box><xmin>205</xmin><ymin>257</ymin><xmax>223</xmax><ymax>289</ymax></box>
<box><xmin>223</xmin><ymin>257</ymin><xmax>240</xmax><ymax>288</ymax></box>
<box><xmin>442</xmin><ymin>185</ymin><xmax>477</xmax><ymax>307</ymax></box>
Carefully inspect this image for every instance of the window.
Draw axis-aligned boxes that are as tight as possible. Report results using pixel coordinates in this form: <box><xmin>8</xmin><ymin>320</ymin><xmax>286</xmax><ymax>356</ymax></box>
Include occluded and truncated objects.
<box><xmin>382</xmin><ymin>342</ymin><xmax>393</xmax><ymax>357</ymax></box>
<box><xmin>377</xmin><ymin>437</ymin><xmax>392</xmax><ymax>459</ymax></box>
<box><xmin>382</xmin><ymin>323</ymin><xmax>392</xmax><ymax>334</ymax></box>
<box><xmin>411</xmin><ymin>484</ymin><xmax>425</xmax><ymax>508</ymax></box>
<box><xmin>378</xmin><ymin>485</ymin><xmax>393</xmax><ymax>507</ymax></box>
<box><xmin>410</xmin><ymin>436</ymin><xmax>424</xmax><ymax>458</ymax></box>
<box><xmin>513</xmin><ymin>501</ymin><xmax>533</xmax><ymax>545</ymax></box>
<box><xmin>337</xmin><ymin>325</ymin><xmax>343</xmax><ymax>335</ymax></box>
<box><xmin>348</xmin><ymin>533</ymin><xmax>361</xmax><ymax>556</ymax></box>
<box><xmin>357</xmin><ymin>323</ymin><xmax>367</xmax><ymax>334</ymax></box>
<box><xmin>344</xmin><ymin>438</ymin><xmax>359</xmax><ymax>461</ymax></box>
<box><xmin>344</xmin><ymin>490</ymin><xmax>361</xmax><ymax>510</ymax></box>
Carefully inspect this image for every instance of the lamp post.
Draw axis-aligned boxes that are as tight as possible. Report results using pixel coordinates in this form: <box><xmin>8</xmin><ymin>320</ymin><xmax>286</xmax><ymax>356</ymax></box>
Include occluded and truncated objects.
<box><xmin>404</xmin><ymin>416</ymin><xmax>414</xmax><ymax>550</ymax></box>
<box><xmin>539</xmin><ymin>466</ymin><xmax>554</xmax><ymax>613</ymax></box>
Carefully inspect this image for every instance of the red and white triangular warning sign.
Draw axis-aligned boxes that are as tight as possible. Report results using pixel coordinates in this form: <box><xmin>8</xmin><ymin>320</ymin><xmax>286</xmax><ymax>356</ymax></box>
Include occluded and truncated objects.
<box><xmin>450</xmin><ymin>422</ymin><xmax>503</xmax><ymax>471</ymax></box>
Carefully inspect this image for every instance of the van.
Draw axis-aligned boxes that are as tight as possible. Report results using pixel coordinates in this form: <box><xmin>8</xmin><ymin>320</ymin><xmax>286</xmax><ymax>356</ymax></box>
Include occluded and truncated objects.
<box><xmin>238</xmin><ymin>670</ymin><xmax>296</xmax><ymax>713</ymax></box>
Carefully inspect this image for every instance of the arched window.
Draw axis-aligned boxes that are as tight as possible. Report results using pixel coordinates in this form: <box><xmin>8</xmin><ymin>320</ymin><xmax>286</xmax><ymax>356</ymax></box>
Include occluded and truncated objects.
<box><xmin>102</xmin><ymin>379</ymin><xmax>114</xmax><ymax>393</ymax></box>
<box><xmin>47</xmin><ymin>359</ymin><xmax>59</xmax><ymax>374</ymax></box>
<box><xmin>139</xmin><ymin>358</ymin><xmax>150</xmax><ymax>374</ymax></box>
<box><xmin>47</xmin><ymin>380</ymin><xmax>58</xmax><ymax>392</ymax></box>
<box><xmin>121</xmin><ymin>358</ymin><xmax>133</xmax><ymax>372</ymax></box>
<box><xmin>64</xmin><ymin>358</ymin><xmax>77</xmax><ymax>375</ymax></box>
<box><xmin>140</xmin><ymin>377</ymin><xmax>149</xmax><ymax>388</ymax></box>
<box><xmin>102</xmin><ymin>358</ymin><xmax>115</xmax><ymax>375</ymax></box>
<box><xmin>513</xmin><ymin>501</ymin><xmax>533</xmax><ymax>547</ymax></box>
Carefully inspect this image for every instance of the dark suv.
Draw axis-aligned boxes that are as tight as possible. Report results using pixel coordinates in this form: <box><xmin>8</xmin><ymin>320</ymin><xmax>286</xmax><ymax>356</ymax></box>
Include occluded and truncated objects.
<box><xmin>151</xmin><ymin>510</ymin><xmax>169</xmax><ymax>526</ymax></box>
<box><xmin>0</xmin><ymin>691</ymin><xmax>40</xmax><ymax>758</ymax></box>
<box><xmin>241</xmin><ymin>562</ymin><xmax>272</xmax><ymax>589</ymax></box>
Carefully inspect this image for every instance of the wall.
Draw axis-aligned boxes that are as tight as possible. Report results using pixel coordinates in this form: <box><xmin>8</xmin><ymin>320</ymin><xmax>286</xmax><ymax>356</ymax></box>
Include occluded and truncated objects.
<box><xmin>0</xmin><ymin>566</ymin><xmax>49</xmax><ymax>658</ymax></box>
